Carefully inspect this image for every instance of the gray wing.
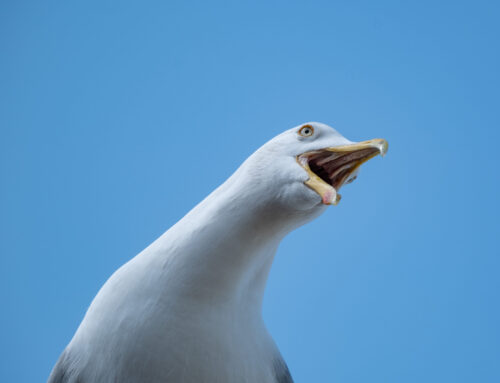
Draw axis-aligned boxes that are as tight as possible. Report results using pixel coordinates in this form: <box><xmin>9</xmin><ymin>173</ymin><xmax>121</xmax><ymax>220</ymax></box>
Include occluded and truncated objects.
<box><xmin>48</xmin><ymin>348</ymin><xmax>293</xmax><ymax>383</ymax></box>
<box><xmin>47</xmin><ymin>349</ymin><xmax>81</xmax><ymax>383</ymax></box>
<box><xmin>273</xmin><ymin>357</ymin><xmax>294</xmax><ymax>383</ymax></box>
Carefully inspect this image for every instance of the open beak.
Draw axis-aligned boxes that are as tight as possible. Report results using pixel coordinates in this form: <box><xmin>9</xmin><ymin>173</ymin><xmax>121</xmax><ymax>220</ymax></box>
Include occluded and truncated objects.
<box><xmin>297</xmin><ymin>138</ymin><xmax>388</xmax><ymax>205</ymax></box>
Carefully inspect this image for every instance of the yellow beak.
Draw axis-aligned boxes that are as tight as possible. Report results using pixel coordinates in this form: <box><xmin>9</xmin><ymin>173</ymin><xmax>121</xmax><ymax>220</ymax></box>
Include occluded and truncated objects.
<box><xmin>298</xmin><ymin>138</ymin><xmax>388</xmax><ymax>205</ymax></box>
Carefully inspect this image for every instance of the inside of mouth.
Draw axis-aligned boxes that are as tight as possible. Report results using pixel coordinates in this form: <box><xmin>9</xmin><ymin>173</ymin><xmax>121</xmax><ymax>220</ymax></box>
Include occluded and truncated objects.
<box><xmin>306</xmin><ymin>148</ymin><xmax>379</xmax><ymax>190</ymax></box>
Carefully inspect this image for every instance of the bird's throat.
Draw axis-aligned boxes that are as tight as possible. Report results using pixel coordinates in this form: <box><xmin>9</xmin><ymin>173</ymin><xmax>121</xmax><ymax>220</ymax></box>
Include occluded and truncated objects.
<box><xmin>152</xmin><ymin>181</ymin><xmax>290</xmax><ymax>315</ymax></box>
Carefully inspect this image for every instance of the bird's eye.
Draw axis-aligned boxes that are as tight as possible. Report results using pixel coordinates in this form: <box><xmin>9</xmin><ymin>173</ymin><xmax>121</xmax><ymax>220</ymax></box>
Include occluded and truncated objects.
<box><xmin>298</xmin><ymin>125</ymin><xmax>314</xmax><ymax>137</ymax></box>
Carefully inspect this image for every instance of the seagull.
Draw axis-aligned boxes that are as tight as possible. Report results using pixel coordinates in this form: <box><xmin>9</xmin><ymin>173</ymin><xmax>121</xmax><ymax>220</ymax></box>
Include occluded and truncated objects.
<box><xmin>48</xmin><ymin>122</ymin><xmax>388</xmax><ymax>383</ymax></box>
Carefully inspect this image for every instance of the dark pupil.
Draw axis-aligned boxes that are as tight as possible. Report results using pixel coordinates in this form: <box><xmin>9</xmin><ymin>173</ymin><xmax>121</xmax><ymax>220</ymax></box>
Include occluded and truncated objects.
<box><xmin>304</xmin><ymin>128</ymin><xmax>310</xmax><ymax>134</ymax></box>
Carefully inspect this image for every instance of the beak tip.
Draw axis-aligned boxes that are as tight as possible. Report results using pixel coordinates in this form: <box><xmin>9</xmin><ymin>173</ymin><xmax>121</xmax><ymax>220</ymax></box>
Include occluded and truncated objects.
<box><xmin>334</xmin><ymin>193</ymin><xmax>342</xmax><ymax>205</ymax></box>
<box><xmin>377</xmin><ymin>139</ymin><xmax>389</xmax><ymax>157</ymax></box>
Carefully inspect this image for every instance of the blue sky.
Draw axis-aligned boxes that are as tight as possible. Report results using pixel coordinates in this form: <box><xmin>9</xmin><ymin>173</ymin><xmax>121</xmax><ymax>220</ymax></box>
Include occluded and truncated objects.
<box><xmin>1</xmin><ymin>1</ymin><xmax>499</xmax><ymax>382</ymax></box>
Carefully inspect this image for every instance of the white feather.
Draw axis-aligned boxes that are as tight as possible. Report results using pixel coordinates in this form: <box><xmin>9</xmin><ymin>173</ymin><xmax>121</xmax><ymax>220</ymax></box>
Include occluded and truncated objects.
<box><xmin>49</xmin><ymin>122</ymin><xmax>356</xmax><ymax>383</ymax></box>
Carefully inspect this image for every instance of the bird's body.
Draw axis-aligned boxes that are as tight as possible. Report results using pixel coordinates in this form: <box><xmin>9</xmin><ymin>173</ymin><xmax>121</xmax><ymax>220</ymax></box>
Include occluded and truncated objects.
<box><xmin>49</xmin><ymin>122</ymin><xmax>387</xmax><ymax>383</ymax></box>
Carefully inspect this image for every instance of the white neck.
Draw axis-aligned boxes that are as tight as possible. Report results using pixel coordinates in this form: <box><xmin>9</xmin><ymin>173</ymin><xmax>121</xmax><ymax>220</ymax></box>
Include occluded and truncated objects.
<box><xmin>145</xmin><ymin>164</ymin><xmax>321</xmax><ymax>318</ymax></box>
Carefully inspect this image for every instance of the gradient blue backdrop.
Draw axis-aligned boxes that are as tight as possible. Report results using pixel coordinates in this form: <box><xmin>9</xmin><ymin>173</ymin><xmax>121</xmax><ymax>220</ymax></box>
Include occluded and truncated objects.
<box><xmin>1</xmin><ymin>1</ymin><xmax>499</xmax><ymax>382</ymax></box>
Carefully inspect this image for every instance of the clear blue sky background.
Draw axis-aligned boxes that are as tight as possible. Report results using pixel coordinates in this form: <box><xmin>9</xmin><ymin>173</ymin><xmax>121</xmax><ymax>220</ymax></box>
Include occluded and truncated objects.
<box><xmin>1</xmin><ymin>1</ymin><xmax>499</xmax><ymax>382</ymax></box>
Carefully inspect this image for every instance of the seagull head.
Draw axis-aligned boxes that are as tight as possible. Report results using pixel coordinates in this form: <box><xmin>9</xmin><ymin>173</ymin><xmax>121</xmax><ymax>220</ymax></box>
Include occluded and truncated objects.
<box><xmin>245</xmin><ymin>122</ymin><xmax>388</xmax><ymax>214</ymax></box>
